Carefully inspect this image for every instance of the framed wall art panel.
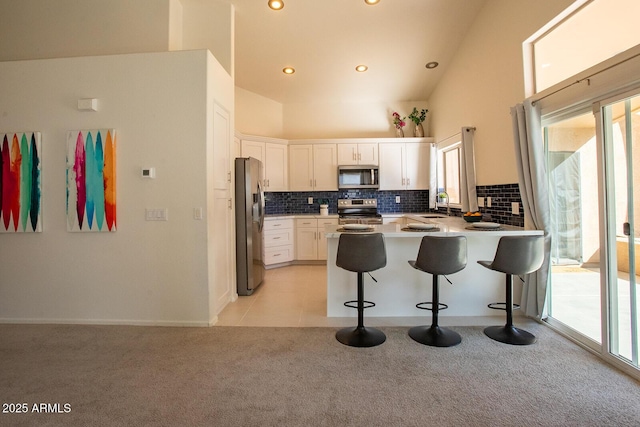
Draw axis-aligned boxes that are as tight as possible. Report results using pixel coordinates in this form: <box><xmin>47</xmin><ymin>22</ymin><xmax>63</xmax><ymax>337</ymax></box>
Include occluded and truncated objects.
<box><xmin>66</xmin><ymin>129</ymin><xmax>116</xmax><ymax>232</ymax></box>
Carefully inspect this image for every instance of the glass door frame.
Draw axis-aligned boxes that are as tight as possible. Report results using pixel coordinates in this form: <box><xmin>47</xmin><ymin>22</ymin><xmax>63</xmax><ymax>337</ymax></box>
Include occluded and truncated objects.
<box><xmin>542</xmin><ymin>106</ymin><xmax>603</xmax><ymax>354</ymax></box>
<box><xmin>596</xmin><ymin>90</ymin><xmax>640</xmax><ymax>368</ymax></box>
<box><xmin>541</xmin><ymin>86</ymin><xmax>640</xmax><ymax>381</ymax></box>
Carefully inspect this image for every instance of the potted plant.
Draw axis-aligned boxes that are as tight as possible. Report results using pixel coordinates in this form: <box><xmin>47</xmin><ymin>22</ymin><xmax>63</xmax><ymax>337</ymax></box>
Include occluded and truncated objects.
<box><xmin>408</xmin><ymin>108</ymin><xmax>428</xmax><ymax>137</ymax></box>
<box><xmin>392</xmin><ymin>112</ymin><xmax>406</xmax><ymax>137</ymax></box>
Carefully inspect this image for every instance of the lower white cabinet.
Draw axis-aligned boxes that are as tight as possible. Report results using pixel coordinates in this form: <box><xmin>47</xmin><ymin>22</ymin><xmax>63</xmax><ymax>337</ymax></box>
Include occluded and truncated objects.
<box><xmin>295</xmin><ymin>217</ymin><xmax>339</xmax><ymax>261</ymax></box>
<box><xmin>263</xmin><ymin>218</ymin><xmax>294</xmax><ymax>265</ymax></box>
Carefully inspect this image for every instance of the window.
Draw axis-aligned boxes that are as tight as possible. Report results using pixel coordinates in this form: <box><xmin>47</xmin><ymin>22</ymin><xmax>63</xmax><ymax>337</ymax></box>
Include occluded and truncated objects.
<box><xmin>437</xmin><ymin>142</ymin><xmax>461</xmax><ymax>205</ymax></box>
<box><xmin>526</xmin><ymin>0</ymin><xmax>640</xmax><ymax>95</ymax></box>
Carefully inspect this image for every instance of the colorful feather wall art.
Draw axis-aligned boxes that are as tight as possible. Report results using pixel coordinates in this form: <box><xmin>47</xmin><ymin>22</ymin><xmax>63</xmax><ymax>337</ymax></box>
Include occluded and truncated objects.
<box><xmin>66</xmin><ymin>130</ymin><xmax>116</xmax><ymax>232</ymax></box>
<box><xmin>0</xmin><ymin>132</ymin><xmax>42</xmax><ymax>233</ymax></box>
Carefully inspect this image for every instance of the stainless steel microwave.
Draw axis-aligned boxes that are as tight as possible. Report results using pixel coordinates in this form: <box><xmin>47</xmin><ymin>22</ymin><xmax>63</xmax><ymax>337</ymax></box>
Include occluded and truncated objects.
<box><xmin>337</xmin><ymin>165</ymin><xmax>379</xmax><ymax>189</ymax></box>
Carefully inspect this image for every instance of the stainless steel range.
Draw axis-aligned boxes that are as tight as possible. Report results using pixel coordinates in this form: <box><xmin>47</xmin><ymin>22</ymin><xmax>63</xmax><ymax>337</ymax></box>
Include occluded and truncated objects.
<box><xmin>337</xmin><ymin>198</ymin><xmax>383</xmax><ymax>225</ymax></box>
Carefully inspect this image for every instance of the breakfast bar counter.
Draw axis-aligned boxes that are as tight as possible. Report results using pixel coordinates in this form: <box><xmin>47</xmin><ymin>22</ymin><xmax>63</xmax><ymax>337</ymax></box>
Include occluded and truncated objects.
<box><xmin>325</xmin><ymin>217</ymin><xmax>543</xmax><ymax>317</ymax></box>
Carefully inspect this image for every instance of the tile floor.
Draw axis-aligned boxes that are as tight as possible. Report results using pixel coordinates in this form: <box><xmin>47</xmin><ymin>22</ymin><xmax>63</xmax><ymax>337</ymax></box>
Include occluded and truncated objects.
<box><xmin>216</xmin><ymin>265</ymin><xmax>507</xmax><ymax>328</ymax></box>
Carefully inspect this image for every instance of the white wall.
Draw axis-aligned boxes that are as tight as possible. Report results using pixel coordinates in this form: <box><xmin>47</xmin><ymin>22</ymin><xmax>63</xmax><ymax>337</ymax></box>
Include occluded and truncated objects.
<box><xmin>235</xmin><ymin>87</ymin><xmax>284</xmax><ymax>138</ymax></box>
<box><xmin>0</xmin><ymin>51</ymin><xmax>218</xmax><ymax>326</ymax></box>
<box><xmin>181</xmin><ymin>0</ymin><xmax>234</xmax><ymax>77</ymax></box>
<box><xmin>0</xmin><ymin>0</ymin><xmax>173</xmax><ymax>61</ymax></box>
<box><xmin>427</xmin><ymin>0</ymin><xmax>574</xmax><ymax>185</ymax></box>
<box><xmin>282</xmin><ymin>101</ymin><xmax>430</xmax><ymax>140</ymax></box>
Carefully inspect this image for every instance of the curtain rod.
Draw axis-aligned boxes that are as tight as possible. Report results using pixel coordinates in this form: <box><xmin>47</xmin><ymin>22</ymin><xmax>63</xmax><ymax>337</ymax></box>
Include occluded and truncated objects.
<box><xmin>532</xmin><ymin>51</ymin><xmax>640</xmax><ymax>106</ymax></box>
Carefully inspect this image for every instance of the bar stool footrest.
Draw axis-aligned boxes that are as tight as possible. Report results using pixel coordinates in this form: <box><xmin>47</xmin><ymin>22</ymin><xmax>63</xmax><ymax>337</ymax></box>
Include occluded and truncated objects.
<box><xmin>344</xmin><ymin>300</ymin><xmax>375</xmax><ymax>310</ymax></box>
<box><xmin>487</xmin><ymin>302</ymin><xmax>520</xmax><ymax>311</ymax></box>
<box><xmin>416</xmin><ymin>301</ymin><xmax>448</xmax><ymax>312</ymax></box>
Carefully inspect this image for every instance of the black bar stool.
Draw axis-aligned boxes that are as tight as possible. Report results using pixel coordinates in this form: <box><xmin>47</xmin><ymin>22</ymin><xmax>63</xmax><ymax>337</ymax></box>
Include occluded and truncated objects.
<box><xmin>408</xmin><ymin>236</ymin><xmax>467</xmax><ymax>347</ymax></box>
<box><xmin>478</xmin><ymin>235</ymin><xmax>544</xmax><ymax>345</ymax></box>
<box><xmin>335</xmin><ymin>233</ymin><xmax>387</xmax><ymax>347</ymax></box>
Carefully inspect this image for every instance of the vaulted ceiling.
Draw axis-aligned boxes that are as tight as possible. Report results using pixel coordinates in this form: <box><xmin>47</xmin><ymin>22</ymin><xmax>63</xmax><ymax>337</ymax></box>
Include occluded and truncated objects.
<box><xmin>231</xmin><ymin>0</ymin><xmax>487</xmax><ymax>105</ymax></box>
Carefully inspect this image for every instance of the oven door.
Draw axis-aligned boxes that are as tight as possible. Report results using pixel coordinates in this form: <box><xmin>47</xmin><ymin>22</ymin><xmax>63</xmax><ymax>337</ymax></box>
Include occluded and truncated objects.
<box><xmin>338</xmin><ymin>215</ymin><xmax>382</xmax><ymax>225</ymax></box>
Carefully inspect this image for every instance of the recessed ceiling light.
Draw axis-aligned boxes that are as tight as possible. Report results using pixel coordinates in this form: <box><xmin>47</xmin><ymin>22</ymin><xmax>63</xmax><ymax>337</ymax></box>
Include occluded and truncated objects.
<box><xmin>425</xmin><ymin>61</ymin><xmax>439</xmax><ymax>69</ymax></box>
<box><xmin>268</xmin><ymin>0</ymin><xmax>284</xmax><ymax>11</ymax></box>
<box><xmin>355</xmin><ymin>65</ymin><xmax>368</xmax><ymax>72</ymax></box>
<box><xmin>282</xmin><ymin>67</ymin><xmax>295</xmax><ymax>75</ymax></box>
<box><xmin>364</xmin><ymin>0</ymin><xmax>380</xmax><ymax>5</ymax></box>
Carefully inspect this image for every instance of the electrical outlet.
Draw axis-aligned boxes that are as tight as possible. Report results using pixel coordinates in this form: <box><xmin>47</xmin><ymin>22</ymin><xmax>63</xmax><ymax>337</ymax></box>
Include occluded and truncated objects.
<box><xmin>395</xmin><ymin>196</ymin><xmax>401</xmax><ymax>203</ymax></box>
<box><xmin>512</xmin><ymin>202</ymin><xmax>520</xmax><ymax>215</ymax></box>
<box><xmin>308</xmin><ymin>197</ymin><xmax>313</xmax><ymax>204</ymax></box>
<box><xmin>486</xmin><ymin>197</ymin><xmax>492</xmax><ymax>207</ymax></box>
<box><xmin>477</xmin><ymin>197</ymin><xmax>485</xmax><ymax>207</ymax></box>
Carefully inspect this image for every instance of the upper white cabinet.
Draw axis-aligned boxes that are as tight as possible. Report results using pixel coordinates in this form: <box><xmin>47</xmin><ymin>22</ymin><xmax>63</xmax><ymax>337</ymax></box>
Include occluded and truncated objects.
<box><xmin>241</xmin><ymin>138</ymin><xmax>288</xmax><ymax>191</ymax></box>
<box><xmin>337</xmin><ymin>143</ymin><xmax>378</xmax><ymax>165</ymax></box>
<box><xmin>289</xmin><ymin>144</ymin><xmax>338</xmax><ymax>191</ymax></box>
<box><xmin>265</xmin><ymin>143</ymin><xmax>288</xmax><ymax>191</ymax></box>
<box><xmin>379</xmin><ymin>142</ymin><xmax>431</xmax><ymax>190</ymax></box>
<box><xmin>238</xmin><ymin>133</ymin><xmax>433</xmax><ymax>193</ymax></box>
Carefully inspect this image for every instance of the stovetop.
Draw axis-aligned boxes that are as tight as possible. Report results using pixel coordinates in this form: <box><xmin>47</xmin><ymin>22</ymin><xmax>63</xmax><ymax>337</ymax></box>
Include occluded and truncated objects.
<box><xmin>337</xmin><ymin>198</ymin><xmax>381</xmax><ymax>224</ymax></box>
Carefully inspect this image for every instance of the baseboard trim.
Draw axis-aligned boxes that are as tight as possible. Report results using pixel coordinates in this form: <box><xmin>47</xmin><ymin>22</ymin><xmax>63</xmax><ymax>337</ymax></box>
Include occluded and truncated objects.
<box><xmin>0</xmin><ymin>318</ymin><xmax>213</xmax><ymax>327</ymax></box>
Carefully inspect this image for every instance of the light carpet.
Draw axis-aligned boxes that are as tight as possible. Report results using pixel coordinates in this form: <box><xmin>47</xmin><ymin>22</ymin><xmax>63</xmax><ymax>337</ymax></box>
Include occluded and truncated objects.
<box><xmin>1</xmin><ymin>323</ymin><xmax>639</xmax><ymax>426</ymax></box>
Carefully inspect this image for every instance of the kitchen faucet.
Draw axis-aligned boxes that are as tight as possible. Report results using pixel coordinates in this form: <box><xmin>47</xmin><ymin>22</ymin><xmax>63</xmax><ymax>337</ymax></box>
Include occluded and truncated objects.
<box><xmin>438</xmin><ymin>191</ymin><xmax>451</xmax><ymax>216</ymax></box>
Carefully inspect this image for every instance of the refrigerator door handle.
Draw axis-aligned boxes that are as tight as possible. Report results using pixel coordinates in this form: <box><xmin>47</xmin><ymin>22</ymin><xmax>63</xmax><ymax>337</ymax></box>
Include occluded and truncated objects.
<box><xmin>257</xmin><ymin>181</ymin><xmax>265</xmax><ymax>232</ymax></box>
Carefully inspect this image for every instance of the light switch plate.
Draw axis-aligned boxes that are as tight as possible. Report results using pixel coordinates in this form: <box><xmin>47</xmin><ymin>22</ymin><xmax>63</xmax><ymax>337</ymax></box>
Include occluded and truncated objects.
<box><xmin>511</xmin><ymin>202</ymin><xmax>520</xmax><ymax>215</ymax></box>
<box><xmin>145</xmin><ymin>208</ymin><xmax>168</xmax><ymax>221</ymax></box>
<box><xmin>486</xmin><ymin>197</ymin><xmax>492</xmax><ymax>207</ymax></box>
<box><xmin>194</xmin><ymin>207</ymin><xmax>203</xmax><ymax>220</ymax></box>
<box><xmin>395</xmin><ymin>196</ymin><xmax>401</xmax><ymax>203</ymax></box>
<box><xmin>477</xmin><ymin>197</ymin><xmax>484</xmax><ymax>207</ymax></box>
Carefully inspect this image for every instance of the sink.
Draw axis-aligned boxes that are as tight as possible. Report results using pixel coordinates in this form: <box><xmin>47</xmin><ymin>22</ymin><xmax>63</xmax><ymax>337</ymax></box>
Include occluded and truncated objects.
<box><xmin>420</xmin><ymin>214</ymin><xmax>448</xmax><ymax>218</ymax></box>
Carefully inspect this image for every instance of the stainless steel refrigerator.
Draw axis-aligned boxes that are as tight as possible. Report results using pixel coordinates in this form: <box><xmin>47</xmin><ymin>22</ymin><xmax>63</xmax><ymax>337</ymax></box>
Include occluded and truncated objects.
<box><xmin>235</xmin><ymin>157</ymin><xmax>265</xmax><ymax>296</ymax></box>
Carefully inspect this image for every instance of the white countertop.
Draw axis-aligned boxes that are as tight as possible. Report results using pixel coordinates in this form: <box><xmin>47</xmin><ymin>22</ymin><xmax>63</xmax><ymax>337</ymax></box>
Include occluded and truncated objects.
<box><xmin>265</xmin><ymin>214</ymin><xmax>339</xmax><ymax>220</ymax></box>
<box><xmin>326</xmin><ymin>216</ymin><xmax>540</xmax><ymax>238</ymax></box>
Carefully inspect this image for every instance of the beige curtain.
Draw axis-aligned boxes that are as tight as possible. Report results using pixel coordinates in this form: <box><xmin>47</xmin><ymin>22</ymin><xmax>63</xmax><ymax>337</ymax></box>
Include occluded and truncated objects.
<box><xmin>511</xmin><ymin>100</ymin><xmax>552</xmax><ymax>319</ymax></box>
<box><xmin>460</xmin><ymin>127</ymin><xmax>478</xmax><ymax>212</ymax></box>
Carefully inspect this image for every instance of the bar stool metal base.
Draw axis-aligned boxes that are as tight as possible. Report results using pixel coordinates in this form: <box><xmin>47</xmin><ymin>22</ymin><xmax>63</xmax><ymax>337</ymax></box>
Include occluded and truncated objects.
<box><xmin>409</xmin><ymin>325</ymin><xmax>461</xmax><ymax>347</ymax></box>
<box><xmin>336</xmin><ymin>326</ymin><xmax>386</xmax><ymax>347</ymax></box>
<box><xmin>484</xmin><ymin>325</ymin><xmax>536</xmax><ymax>345</ymax></box>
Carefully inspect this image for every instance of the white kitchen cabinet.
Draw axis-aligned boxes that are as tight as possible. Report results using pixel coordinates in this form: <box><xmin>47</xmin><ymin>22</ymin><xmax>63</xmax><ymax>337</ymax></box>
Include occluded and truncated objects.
<box><xmin>316</xmin><ymin>217</ymin><xmax>339</xmax><ymax>260</ymax></box>
<box><xmin>378</xmin><ymin>142</ymin><xmax>430</xmax><ymax>190</ymax></box>
<box><xmin>295</xmin><ymin>217</ymin><xmax>339</xmax><ymax>261</ymax></box>
<box><xmin>337</xmin><ymin>143</ymin><xmax>378</xmax><ymax>165</ymax></box>
<box><xmin>264</xmin><ymin>143</ymin><xmax>288</xmax><ymax>191</ymax></box>
<box><xmin>289</xmin><ymin>144</ymin><xmax>337</xmax><ymax>191</ymax></box>
<box><xmin>241</xmin><ymin>138</ymin><xmax>288</xmax><ymax>191</ymax></box>
<box><xmin>263</xmin><ymin>218</ymin><xmax>294</xmax><ymax>266</ymax></box>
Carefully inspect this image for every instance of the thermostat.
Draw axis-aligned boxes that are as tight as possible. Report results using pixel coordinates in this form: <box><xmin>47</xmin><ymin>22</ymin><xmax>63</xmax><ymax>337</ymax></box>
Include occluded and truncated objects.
<box><xmin>141</xmin><ymin>167</ymin><xmax>156</xmax><ymax>179</ymax></box>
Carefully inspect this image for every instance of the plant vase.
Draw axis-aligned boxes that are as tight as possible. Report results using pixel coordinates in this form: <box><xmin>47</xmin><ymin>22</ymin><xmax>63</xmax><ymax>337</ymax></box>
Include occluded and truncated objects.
<box><xmin>414</xmin><ymin>123</ymin><xmax>424</xmax><ymax>137</ymax></box>
<box><xmin>396</xmin><ymin>127</ymin><xmax>404</xmax><ymax>138</ymax></box>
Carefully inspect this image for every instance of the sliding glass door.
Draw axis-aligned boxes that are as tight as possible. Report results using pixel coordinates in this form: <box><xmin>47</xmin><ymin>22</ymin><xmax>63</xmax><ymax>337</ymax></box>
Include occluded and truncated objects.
<box><xmin>545</xmin><ymin>90</ymin><xmax>640</xmax><ymax>372</ymax></box>
<box><xmin>545</xmin><ymin>112</ymin><xmax>602</xmax><ymax>345</ymax></box>
<box><xmin>600</xmin><ymin>93</ymin><xmax>640</xmax><ymax>366</ymax></box>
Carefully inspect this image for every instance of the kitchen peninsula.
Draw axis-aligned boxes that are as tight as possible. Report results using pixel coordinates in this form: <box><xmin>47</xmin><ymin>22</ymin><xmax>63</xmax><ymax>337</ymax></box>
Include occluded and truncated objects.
<box><xmin>326</xmin><ymin>216</ymin><xmax>543</xmax><ymax>317</ymax></box>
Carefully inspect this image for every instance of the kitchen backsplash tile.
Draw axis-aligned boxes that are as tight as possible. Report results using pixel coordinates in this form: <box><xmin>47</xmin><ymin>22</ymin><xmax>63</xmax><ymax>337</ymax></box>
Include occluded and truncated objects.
<box><xmin>476</xmin><ymin>183</ymin><xmax>524</xmax><ymax>227</ymax></box>
<box><xmin>264</xmin><ymin>190</ymin><xmax>430</xmax><ymax>215</ymax></box>
<box><xmin>265</xmin><ymin>183</ymin><xmax>524</xmax><ymax>227</ymax></box>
